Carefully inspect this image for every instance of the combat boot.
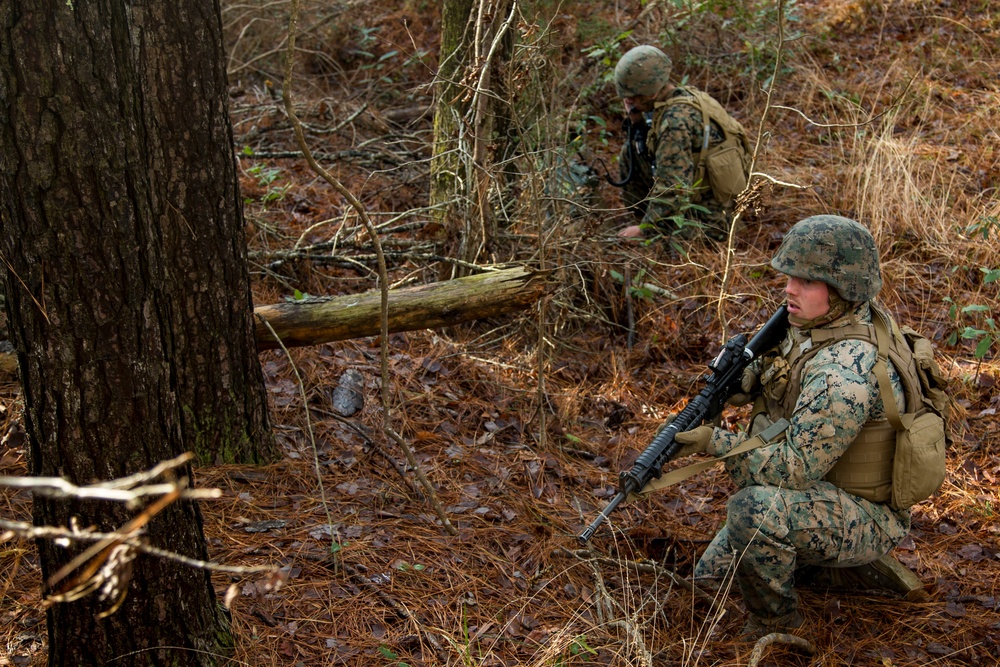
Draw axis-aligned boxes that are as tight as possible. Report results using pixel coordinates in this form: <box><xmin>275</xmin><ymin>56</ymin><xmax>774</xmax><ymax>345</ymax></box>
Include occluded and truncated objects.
<box><xmin>845</xmin><ymin>553</ymin><xmax>928</xmax><ymax>601</ymax></box>
<box><xmin>799</xmin><ymin>554</ymin><xmax>928</xmax><ymax>601</ymax></box>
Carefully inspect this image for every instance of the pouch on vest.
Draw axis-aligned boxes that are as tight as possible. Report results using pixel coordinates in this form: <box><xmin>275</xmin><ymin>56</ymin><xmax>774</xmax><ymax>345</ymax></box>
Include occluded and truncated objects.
<box><xmin>824</xmin><ymin>421</ymin><xmax>895</xmax><ymax>503</ymax></box>
<box><xmin>706</xmin><ymin>144</ymin><xmax>749</xmax><ymax>203</ymax></box>
<box><xmin>891</xmin><ymin>411</ymin><xmax>946</xmax><ymax>509</ymax></box>
<box><xmin>901</xmin><ymin>325</ymin><xmax>952</xmax><ymax>446</ymax></box>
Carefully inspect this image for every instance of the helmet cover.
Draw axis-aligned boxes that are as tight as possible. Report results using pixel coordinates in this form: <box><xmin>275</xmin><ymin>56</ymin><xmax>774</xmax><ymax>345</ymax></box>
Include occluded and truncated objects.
<box><xmin>614</xmin><ymin>45</ymin><xmax>672</xmax><ymax>98</ymax></box>
<box><xmin>770</xmin><ymin>215</ymin><xmax>883</xmax><ymax>301</ymax></box>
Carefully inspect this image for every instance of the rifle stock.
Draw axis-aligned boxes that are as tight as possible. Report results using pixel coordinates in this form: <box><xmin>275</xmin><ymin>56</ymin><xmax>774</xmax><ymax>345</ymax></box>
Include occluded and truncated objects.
<box><xmin>578</xmin><ymin>305</ymin><xmax>789</xmax><ymax>543</ymax></box>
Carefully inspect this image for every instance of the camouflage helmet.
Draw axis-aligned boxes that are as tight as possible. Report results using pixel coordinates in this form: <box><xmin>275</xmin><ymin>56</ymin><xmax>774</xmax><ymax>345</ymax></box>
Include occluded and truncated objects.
<box><xmin>770</xmin><ymin>215</ymin><xmax>883</xmax><ymax>302</ymax></box>
<box><xmin>614</xmin><ymin>45</ymin><xmax>672</xmax><ymax>98</ymax></box>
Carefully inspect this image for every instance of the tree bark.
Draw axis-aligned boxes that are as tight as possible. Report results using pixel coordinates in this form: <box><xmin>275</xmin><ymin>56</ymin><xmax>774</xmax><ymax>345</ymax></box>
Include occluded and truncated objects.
<box><xmin>0</xmin><ymin>0</ymin><xmax>272</xmax><ymax>664</ymax></box>
<box><xmin>429</xmin><ymin>0</ymin><xmax>474</xmax><ymax>232</ymax></box>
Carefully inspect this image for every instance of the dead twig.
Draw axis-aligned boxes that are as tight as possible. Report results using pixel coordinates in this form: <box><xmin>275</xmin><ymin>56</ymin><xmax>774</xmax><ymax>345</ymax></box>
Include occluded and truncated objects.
<box><xmin>747</xmin><ymin>632</ymin><xmax>816</xmax><ymax>665</ymax></box>
<box><xmin>1</xmin><ymin>521</ymin><xmax>272</xmax><ymax>581</ymax></box>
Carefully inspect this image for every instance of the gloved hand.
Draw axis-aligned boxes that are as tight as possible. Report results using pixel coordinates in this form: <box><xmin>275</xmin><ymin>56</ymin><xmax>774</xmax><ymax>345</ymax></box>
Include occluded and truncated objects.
<box><xmin>674</xmin><ymin>425</ymin><xmax>714</xmax><ymax>457</ymax></box>
<box><xmin>653</xmin><ymin>414</ymin><xmax>676</xmax><ymax>437</ymax></box>
<box><xmin>726</xmin><ymin>366</ymin><xmax>760</xmax><ymax>407</ymax></box>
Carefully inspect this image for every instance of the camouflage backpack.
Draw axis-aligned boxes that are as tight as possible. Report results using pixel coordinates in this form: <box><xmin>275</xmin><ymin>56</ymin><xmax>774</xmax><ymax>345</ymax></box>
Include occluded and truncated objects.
<box><xmin>650</xmin><ymin>87</ymin><xmax>752</xmax><ymax>205</ymax></box>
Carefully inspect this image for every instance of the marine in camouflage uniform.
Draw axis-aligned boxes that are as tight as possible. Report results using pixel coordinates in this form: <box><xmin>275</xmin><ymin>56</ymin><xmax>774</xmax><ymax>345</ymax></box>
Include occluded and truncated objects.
<box><xmin>614</xmin><ymin>45</ymin><xmax>730</xmax><ymax>240</ymax></box>
<box><xmin>674</xmin><ymin>216</ymin><xmax>913</xmax><ymax>637</ymax></box>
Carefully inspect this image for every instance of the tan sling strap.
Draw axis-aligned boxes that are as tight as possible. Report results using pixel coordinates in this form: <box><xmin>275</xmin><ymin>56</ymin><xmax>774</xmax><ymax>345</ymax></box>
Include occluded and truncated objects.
<box><xmin>628</xmin><ymin>418</ymin><xmax>790</xmax><ymax>501</ymax></box>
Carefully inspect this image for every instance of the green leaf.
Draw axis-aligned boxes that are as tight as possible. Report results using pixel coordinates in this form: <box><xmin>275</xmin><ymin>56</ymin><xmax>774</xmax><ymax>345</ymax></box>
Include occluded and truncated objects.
<box><xmin>378</xmin><ymin>645</ymin><xmax>398</xmax><ymax>660</ymax></box>
<box><xmin>981</xmin><ymin>268</ymin><xmax>1000</xmax><ymax>283</ymax></box>
<box><xmin>974</xmin><ymin>336</ymin><xmax>994</xmax><ymax>359</ymax></box>
<box><xmin>961</xmin><ymin>304</ymin><xmax>991</xmax><ymax>314</ymax></box>
<box><xmin>960</xmin><ymin>326</ymin><xmax>987</xmax><ymax>339</ymax></box>
<box><xmin>565</xmin><ymin>433</ymin><xmax>582</xmax><ymax>444</ymax></box>
<box><xmin>293</xmin><ymin>289</ymin><xmax>304</xmax><ymax>301</ymax></box>
<box><xmin>609</xmin><ymin>269</ymin><xmax>624</xmax><ymax>283</ymax></box>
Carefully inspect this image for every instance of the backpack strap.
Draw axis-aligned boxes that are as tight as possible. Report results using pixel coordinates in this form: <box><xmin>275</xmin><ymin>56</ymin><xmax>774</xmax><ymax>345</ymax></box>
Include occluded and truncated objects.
<box><xmin>808</xmin><ymin>323</ymin><xmax>871</xmax><ymax>344</ymax></box>
<box><xmin>696</xmin><ymin>92</ymin><xmax>711</xmax><ymax>178</ymax></box>
<box><xmin>652</xmin><ymin>88</ymin><xmax>711</xmax><ymax>185</ymax></box>
<box><xmin>809</xmin><ymin>310</ymin><xmax>911</xmax><ymax>432</ymax></box>
<box><xmin>871</xmin><ymin>307</ymin><xmax>913</xmax><ymax>432</ymax></box>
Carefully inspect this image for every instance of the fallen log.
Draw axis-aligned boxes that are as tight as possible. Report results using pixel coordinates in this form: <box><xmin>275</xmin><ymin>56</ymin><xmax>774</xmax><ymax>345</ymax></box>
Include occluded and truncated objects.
<box><xmin>0</xmin><ymin>267</ymin><xmax>549</xmax><ymax>377</ymax></box>
<box><xmin>253</xmin><ymin>265</ymin><xmax>550</xmax><ymax>351</ymax></box>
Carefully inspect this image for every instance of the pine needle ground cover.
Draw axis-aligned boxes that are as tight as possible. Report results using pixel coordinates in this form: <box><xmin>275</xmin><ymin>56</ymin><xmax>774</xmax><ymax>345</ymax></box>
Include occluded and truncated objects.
<box><xmin>1</xmin><ymin>1</ymin><xmax>998</xmax><ymax>665</ymax></box>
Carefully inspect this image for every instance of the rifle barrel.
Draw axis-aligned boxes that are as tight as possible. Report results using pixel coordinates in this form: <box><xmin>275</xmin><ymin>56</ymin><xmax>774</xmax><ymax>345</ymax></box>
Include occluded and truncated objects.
<box><xmin>578</xmin><ymin>491</ymin><xmax>626</xmax><ymax>543</ymax></box>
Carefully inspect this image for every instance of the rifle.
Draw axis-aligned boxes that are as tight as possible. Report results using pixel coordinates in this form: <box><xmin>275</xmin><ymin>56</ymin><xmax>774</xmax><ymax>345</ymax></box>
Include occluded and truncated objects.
<box><xmin>601</xmin><ymin>113</ymin><xmax>651</xmax><ymax>188</ymax></box>
<box><xmin>578</xmin><ymin>305</ymin><xmax>790</xmax><ymax>543</ymax></box>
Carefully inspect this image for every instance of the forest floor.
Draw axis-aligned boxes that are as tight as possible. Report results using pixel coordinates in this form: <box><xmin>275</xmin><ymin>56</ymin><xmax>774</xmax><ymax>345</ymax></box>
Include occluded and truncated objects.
<box><xmin>2</xmin><ymin>1</ymin><xmax>999</xmax><ymax>666</ymax></box>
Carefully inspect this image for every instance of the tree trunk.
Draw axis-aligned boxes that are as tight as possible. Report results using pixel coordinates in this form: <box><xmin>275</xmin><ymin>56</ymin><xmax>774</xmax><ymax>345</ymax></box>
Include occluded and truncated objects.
<box><xmin>0</xmin><ymin>1</ymin><xmax>272</xmax><ymax>664</ymax></box>
<box><xmin>429</xmin><ymin>0</ymin><xmax>516</xmax><ymax>273</ymax></box>
<box><xmin>429</xmin><ymin>0</ymin><xmax>474</xmax><ymax>244</ymax></box>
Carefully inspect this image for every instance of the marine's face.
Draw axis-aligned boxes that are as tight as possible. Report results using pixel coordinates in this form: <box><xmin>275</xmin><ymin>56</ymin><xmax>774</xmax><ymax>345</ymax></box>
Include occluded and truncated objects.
<box><xmin>622</xmin><ymin>94</ymin><xmax>653</xmax><ymax>114</ymax></box>
<box><xmin>784</xmin><ymin>275</ymin><xmax>831</xmax><ymax>321</ymax></box>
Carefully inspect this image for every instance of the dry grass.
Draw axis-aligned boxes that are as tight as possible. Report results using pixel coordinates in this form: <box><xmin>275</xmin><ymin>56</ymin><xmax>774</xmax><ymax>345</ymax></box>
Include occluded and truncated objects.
<box><xmin>2</xmin><ymin>0</ymin><xmax>999</xmax><ymax>666</ymax></box>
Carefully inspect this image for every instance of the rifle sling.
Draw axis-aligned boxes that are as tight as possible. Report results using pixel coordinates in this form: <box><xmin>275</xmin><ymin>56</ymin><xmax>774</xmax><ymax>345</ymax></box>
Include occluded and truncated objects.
<box><xmin>629</xmin><ymin>418</ymin><xmax>790</xmax><ymax>500</ymax></box>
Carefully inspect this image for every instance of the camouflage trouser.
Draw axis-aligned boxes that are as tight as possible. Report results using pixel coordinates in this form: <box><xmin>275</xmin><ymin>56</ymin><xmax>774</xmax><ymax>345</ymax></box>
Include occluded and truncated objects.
<box><xmin>693</xmin><ymin>482</ymin><xmax>908</xmax><ymax>621</ymax></box>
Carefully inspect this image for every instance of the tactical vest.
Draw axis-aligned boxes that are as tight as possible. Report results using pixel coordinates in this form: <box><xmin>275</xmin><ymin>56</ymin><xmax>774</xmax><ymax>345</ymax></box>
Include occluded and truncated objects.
<box><xmin>753</xmin><ymin>305</ymin><xmax>921</xmax><ymax>504</ymax></box>
<box><xmin>649</xmin><ymin>87</ymin><xmax>752</xmax><ymax>204</ymax></box>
